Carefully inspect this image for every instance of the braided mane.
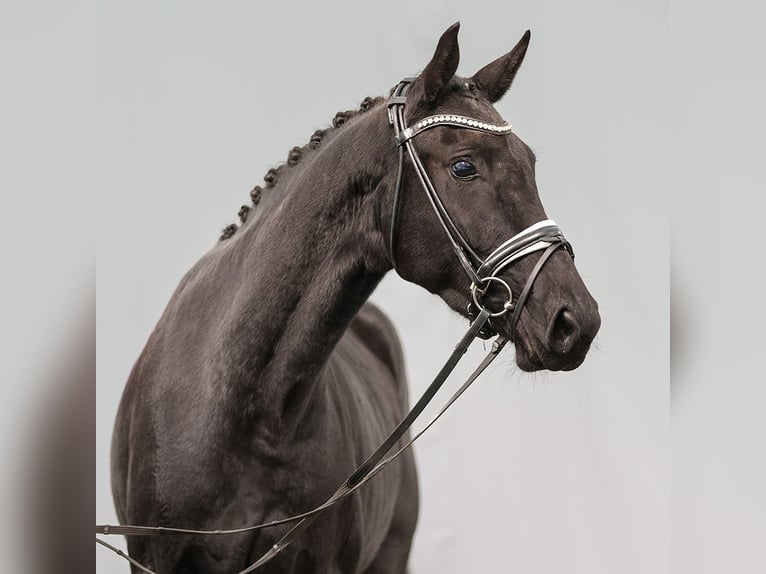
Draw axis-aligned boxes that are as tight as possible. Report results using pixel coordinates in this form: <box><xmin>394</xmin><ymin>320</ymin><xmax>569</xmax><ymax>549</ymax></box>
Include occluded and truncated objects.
<box><xmin>220</xmin><ymin>95</ymin><xmax>384</xmax><ymax>241</ymax></box>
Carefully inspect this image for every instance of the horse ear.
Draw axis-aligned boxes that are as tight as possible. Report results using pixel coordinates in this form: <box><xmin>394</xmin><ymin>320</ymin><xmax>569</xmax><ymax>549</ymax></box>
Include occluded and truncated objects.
<box><xmin>472</xmin><ymin>30</ymin><xmax>531</xmax><ymax>103</ymax></box>
<box><xmin>409</xmin><ymin>22</ymin><xmax>461</xmax><ymax>107</ymax></box>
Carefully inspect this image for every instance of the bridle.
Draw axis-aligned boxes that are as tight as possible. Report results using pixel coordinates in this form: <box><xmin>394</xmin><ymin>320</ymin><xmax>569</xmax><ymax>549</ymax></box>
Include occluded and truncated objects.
<box><xmin>387</xmin><ymin>78</ymin><xmax>572</xmax><ymax>339</ymax></box>
<box><xmin>96</xmin><ymin>78</ymin><xmax>574</xmax><ymax>573</ymax></box>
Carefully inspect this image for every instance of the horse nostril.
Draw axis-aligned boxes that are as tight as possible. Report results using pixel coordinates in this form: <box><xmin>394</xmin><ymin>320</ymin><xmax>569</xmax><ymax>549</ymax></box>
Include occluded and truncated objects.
<box><xmin>548</xmin><ymin>308</ymin><xmax>580</xmax><ymax>354</ymax></box>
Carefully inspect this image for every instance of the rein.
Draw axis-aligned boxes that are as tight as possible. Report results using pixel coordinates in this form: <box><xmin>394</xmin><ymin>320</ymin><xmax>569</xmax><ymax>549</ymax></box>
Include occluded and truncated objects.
<box><xmin>96</xmin><ymin>78</ymin><xmax>573</xmax><ymax>572</ymax></box>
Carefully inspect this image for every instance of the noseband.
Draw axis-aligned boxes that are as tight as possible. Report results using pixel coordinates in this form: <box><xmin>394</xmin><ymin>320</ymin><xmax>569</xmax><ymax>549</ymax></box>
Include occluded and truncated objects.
<box><xmin>387</xmin><ymin>78</ymin><xmax>573</xmax><ymax>339</ymax></box>
<box><xmin>96</xmin><ymin>79</ymin><xmax>578</xmax><ymax>573</ymax></box>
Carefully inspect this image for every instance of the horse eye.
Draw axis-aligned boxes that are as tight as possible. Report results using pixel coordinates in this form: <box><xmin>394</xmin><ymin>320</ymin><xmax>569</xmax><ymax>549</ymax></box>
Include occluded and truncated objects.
<box><xmin>451</xmin><ymin>160</ymin><xmax>477</xmax><ymax>179</ymax></box>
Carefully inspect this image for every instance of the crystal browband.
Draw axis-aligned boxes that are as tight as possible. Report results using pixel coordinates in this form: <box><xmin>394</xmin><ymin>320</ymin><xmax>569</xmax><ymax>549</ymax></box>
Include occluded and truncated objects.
<box><xmin>396</xmin><ymin>114</ymin><xmax>512</xmax><ymax>145</ymax></box>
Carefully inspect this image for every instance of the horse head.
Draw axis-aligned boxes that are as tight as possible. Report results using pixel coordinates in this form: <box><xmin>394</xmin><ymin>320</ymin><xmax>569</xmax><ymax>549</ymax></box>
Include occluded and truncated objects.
<box><xmin>387</xmin><ymin>23</ymin><xmax>600</xmax><ymax>371</ymax></box>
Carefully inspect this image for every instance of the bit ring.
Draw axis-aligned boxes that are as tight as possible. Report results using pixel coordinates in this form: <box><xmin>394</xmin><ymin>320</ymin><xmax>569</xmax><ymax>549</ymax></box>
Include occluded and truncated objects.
<box><xmin>470</xmin><ymin>276</ymin><xmax>514</xmax><ymax>318</ymax></box>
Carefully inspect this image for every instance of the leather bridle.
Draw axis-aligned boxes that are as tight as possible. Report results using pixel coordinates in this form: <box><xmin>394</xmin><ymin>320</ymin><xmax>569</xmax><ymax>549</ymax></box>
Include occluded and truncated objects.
<box><xmin>96</xmin><ymin>78</ymin><xmax>574</xmax><ymax>573</ymax></box>
<box><xmin>387</xmin><ymin>77</ymin><xmax>573</xmax><ymax>339</ymax></box>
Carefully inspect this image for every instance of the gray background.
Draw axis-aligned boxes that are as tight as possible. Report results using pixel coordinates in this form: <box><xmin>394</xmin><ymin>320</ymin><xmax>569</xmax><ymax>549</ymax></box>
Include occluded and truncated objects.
<box><xmin>93</xmin><ymin>2</ymin><xmax>668</xmax><ymax>573</ymax></box>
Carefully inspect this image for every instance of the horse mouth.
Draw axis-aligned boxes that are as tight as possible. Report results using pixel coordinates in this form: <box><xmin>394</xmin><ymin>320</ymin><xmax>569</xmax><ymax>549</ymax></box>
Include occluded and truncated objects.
<box><xmin>514</xmin><ymin>342</ymin><xmax>587</xmax><ymax>372</ymax></box>
<box><xmin>510</xmin><ymin>327</ymin><xmax>590</xmax><ymax>372</ymax></box>
<box><xmin>513</xmin><ymin>339</ymin><xmax>546</xmax><ymax>372</ymax></box>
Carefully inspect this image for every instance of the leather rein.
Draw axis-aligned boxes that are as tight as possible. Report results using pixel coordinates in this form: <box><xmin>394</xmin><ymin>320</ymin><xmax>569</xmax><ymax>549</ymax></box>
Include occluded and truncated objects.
<box><xmin>96</xmin><ymin>78</ymin><xmax>573</xmax><ymax>573</ymax></box>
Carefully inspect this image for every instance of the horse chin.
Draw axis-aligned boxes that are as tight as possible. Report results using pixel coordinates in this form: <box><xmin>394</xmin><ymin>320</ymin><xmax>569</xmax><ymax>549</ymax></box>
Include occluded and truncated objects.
<box><xmin>513</xmin><ymin>336</ymin><xmax>589</xmax><ymax>372</ymax></box>
<box><xmin>514</xmin><ymin>351</ymin><xmax>545</xmax><ymax>372</ymax></box>
<box><xmin>511</xmin><ymin>337</ymin><xmax>546</xmax><ymax>372</ymax></box>
<box><xmin>499</xmin><ymin>323</ymin><xmax>589</xmax><ymax>372</ymax></box>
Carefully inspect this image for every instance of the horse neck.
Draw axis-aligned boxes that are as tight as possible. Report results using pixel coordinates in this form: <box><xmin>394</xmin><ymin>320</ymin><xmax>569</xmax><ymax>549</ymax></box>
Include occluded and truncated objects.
<box><xmin>218</xmin><ymin>108</ymin><xmax>395</xmax><ymax>430</ymax></box>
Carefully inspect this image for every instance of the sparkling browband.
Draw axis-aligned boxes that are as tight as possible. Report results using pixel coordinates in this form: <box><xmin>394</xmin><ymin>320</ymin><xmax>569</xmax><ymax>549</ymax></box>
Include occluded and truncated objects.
<box><xmin>397</xmin><ymin>114</ymin><xmax>512</xmax><ymax>145</ymax></box>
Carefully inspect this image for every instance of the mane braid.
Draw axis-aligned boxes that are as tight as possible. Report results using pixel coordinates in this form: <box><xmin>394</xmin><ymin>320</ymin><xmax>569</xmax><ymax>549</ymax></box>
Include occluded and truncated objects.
<box><xmin>219</xmin><ymin>95</ymin><xmax>384</xmax><ymax>241</ymax></box>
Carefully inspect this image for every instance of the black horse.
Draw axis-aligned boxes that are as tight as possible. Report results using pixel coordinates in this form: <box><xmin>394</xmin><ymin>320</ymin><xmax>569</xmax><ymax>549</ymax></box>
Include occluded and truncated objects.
<box><xmin>110</xmin><ymin>23</ymin><xmax>600</xmax><ymax>573</ymax></box>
